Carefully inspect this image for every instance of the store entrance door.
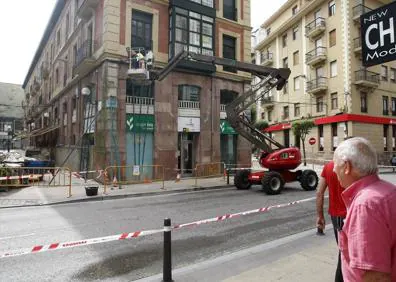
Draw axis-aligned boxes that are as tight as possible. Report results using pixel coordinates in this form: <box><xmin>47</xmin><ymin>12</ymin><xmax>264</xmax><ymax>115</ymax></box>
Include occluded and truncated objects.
<box><xmin>178</xmin><ymin>133</ymin><xmax>195</xmax><ymax>177</ymax></box>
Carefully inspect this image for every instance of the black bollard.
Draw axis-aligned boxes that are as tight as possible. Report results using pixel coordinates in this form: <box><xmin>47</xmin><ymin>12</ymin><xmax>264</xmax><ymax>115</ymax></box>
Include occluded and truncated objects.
<box><xmin>227</xmin><ymin>169</ymin><xmax>230</xmax><ymax>185</ymax></box>
<box><xmin>163</xmin><ymin>218</ymin><xmax>173</xmax><ymax>282</ymax></box>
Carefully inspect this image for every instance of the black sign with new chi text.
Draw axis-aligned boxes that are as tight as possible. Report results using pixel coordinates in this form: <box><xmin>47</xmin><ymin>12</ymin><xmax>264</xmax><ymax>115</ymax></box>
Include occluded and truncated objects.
<box><xmin>361</xmin><ymin>1</ymin><xmax>396</xmax><ymax>67</ymax></box>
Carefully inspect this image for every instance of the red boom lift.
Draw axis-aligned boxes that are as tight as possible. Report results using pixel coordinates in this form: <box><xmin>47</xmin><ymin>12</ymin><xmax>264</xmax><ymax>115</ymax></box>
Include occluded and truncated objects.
<box><xmin>145</xmin><ymin>50</ymin><xmax>319</xmax><ymax>195</ymax></box>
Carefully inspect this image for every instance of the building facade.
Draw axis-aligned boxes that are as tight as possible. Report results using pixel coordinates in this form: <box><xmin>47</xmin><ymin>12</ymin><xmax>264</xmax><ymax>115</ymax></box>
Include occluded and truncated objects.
<box><xmin>22</xmin><ymin>0</ymin><xmax>253</xmax><ymax>179</ymax></box>
<box><xmin>0</xmin><ymin>82</ymin><xmax>25</xmax><ymax>151</ymax></box>
<box><xmin>254</xmin><ymin>0</ymin><xmax>396</xmax><ymax>163</ymax></box>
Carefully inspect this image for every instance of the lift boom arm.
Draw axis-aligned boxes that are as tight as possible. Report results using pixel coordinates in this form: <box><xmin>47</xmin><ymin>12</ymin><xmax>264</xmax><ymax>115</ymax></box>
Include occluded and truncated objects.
<box><xmin>151</xmin><ymin>51</ymin><xmax>291</xmax><ymax>153</ymax></box>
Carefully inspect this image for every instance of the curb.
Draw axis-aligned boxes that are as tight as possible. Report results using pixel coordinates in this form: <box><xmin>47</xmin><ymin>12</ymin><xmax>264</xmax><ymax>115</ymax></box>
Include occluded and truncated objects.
<box><xmin>0</xmin><ymin>184</ymin><xmax>233</xmax><ymax>209</ymax></box>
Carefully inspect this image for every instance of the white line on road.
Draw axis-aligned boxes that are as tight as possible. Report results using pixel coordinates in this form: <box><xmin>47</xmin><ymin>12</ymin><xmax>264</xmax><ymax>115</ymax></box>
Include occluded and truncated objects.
<box><xmin>0</xmin><ymin>233</ymin><xmax>35</xmax><ymax>241</ymax></box>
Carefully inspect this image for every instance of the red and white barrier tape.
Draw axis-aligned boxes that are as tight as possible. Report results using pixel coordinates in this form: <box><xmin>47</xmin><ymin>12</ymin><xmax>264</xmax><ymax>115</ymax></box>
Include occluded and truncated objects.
<box><xmin>0</xmin><ymin>196</ymin><xmax>318</xmax><ymax>259</ymax></box>
<box><xmin>173</xmin><ymin>196</ymin><xmax>316</xmax><ymax>229</ymax></box>
<box><xmin>0</xmin><ymin>228</ymin><xmax>164</xmax><ymax>259</ymax></box>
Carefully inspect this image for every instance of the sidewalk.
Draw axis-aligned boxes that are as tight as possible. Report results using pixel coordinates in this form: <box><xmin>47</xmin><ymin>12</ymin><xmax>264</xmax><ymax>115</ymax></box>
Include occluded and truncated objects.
<box><xmin>137</xmin><ymin>225</ymin><xmax>338</xmax><ymax>282</ymax></box>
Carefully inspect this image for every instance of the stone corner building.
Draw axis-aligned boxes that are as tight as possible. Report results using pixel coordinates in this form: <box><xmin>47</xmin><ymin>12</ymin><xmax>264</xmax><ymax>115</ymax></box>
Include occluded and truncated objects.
<box><xmin>23</xmin><ymin>0</ymin><xmax>253</xmax><ymax>179</ymax></box>
<box><xmin>254</xmin><ymin>0</ymin><xmax>396</xmax><ymax>164</ymax></box>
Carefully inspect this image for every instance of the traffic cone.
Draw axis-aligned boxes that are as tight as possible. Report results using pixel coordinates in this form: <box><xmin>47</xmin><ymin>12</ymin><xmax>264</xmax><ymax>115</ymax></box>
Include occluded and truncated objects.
<box><xmin>175</xmin><ymin>171</ymin><xmax>181</xmax><ymax>183</ymax></box>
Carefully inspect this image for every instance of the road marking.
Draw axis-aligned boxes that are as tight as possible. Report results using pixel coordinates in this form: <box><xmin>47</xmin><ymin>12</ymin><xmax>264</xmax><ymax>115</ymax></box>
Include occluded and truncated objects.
<box><xmin>0</xmin><ymin>233</ymin><xmax>35</xmax><ymax>240</ymax></box>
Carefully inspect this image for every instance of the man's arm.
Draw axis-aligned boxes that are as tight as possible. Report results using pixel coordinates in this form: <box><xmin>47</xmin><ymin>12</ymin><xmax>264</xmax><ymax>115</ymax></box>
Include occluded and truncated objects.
<box><xmin>316</xmin><ymin>177</ymin><xmax>327</xmax><ymax>229</ymax></box>
<box><xmin>363</xmin><ymin>270</ymin><xmax>391</xmax><ymax>282</ymax></box>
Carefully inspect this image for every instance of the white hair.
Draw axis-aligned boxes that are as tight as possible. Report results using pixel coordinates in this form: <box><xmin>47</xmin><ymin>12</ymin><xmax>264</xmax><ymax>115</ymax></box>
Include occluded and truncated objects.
<box><xmin>334</xmin><ymin>137</ymin><xmax>377</xmax><ymax>176</ymax></box>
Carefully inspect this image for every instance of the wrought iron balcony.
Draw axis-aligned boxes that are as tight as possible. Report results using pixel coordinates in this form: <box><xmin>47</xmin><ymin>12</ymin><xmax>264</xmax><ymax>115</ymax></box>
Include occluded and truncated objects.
<box><xmin>73</xmin><ymin>39</ymin><xmax>96</xmax><ymax>76</ymax></box>
<box><xmin>306</xmin><ymin>77</ymin><xmax>328</xmax><ymax>94</ymax></box>
<box><xmin>305</xmin><ymin>47</ymin><xmax>327</xmax><ymax>66</ymax></box>
<box><xmin>353</xmin><ymin>37</ymin><xmax>362</xmax><ymax>54</ymax></box>
<box><xmin>352</xmin><ymin>4</ymin><xmax>372</xmax><ymax>22</ymax></box>
<box><xmin>305</xmin><ymin>17</ymin><xmax>326</xmax><ymax>39</ymax></box>
<box><xmin>354</xmin><ymin>69</ymin><xmax>380</xmax><ymax>88</ymax></box>
<box><xmin>77</xmin><ymin>0</ymin><xmax>100</xmax><ymax>20</ymax></box>
<box><xmin>260</xmin><ymin>52</ymin><xmax>273</xmax><ymax>66</ymax></box>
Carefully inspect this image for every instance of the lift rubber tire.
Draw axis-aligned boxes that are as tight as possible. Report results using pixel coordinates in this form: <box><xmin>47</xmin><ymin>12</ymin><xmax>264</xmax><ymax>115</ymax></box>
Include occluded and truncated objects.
<box><xmin>300</xmin><ymin>169</ymin><xmax>319</xmax><ymax>191</ymax></box>
<box><xmin>234</xmin><ymin>169</ymin><xmax>251</xmax><ymax>190</ymax></box>
<box><xmin>261</xmin><ymin>171</ymin><xmax>284</xmax><ymax>195</ymax></box>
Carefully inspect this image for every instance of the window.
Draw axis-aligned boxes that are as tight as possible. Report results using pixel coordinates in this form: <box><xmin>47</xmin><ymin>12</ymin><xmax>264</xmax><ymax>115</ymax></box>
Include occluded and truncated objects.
<box><xmin>132</xmin><ymin>10</ymin><xmax>153</xmax><ymax>51</ymax></box>
<box><xmin>293</xmin><ymin>51</ymin><xmax>299</xmax><ymax>65</ymax></box>
<box><xmin>294</xmin><ymin>103</ymin><xmax>300</xmax><ymax>116</ymax></box>
<box><xmin>220</xmin><ymin>89</ymin><xmax>238</xmax><ymax>104</ymax></box>
<box><xmin>268</xmin><ymin>110</ymin><xmax>272</xmax><ymax>122</ymax></box>
<box><xmin>328</xmin><ymin>0</ymin><xmax>335</xmax><ymax>16</ymax></box>
<box><xmin>283</xmin><ymin>57</ymin><xmax>288</xmax><ymax>68</ymax></box>
<box><xmin>318</xmin><ymin>125</ymin><xmax>324</xmax><ymax>151</ymax></box>
<box><xmin>170</xmin><ymin>8</ymin><xmax>214</xmax><ymax>58</ymax></box>
<box><xmin>223</xmin><ymin>35</ymin><xmax>236</xmax><ymax>72</ymax></box>
<box><xmin>283</xmin><ymin>81</ymin><xmax>288</xmax><ymax>94</ymax></box>
<box><xmin>55</xmin><ymin>68</ymin><xmax>59</xmax><ymax>85</ymax></box>
<box><xmin>261</xmin><ymin>112</ymin><xmax>265</xmax><ymax>119</ymax></box>
<box><xmin>223</xmin><ymin>0</ymin><xmax>236</xmax><ymax>21</ymax></box>
<box><xmin>383</xmin><ymin>96</ymin><xmax>389</xmax><ymax>115</ymax></box>
<box><xmin>331</xmin><ymin>93</ymin><xmax>338</xmax><ymax>110</ymax></box>
<box><xmin>282</xmin><ymin>34</ymin><xmax>287</xmax><ymax>47</ymax></box>
<box><xmin>56</xmin><ymin>29</ymin><xmax>61</xmax><ymax>47</ymax></box>
<box><xmin>283</xmin><ymin>106</ymin><xmax>289</xmax><ymax>119</ymax></box>
<box><xmin>393</xmin><ymin>125</ymin><xmax>396</xmax><ymax>151</ymax></box>
<box><xmin>332</xmin><ymin>123</ymin><xmax>337</xmax><ymax>151</ymax></box>
<box><xmin>292</xmin><ymin>5</ymin><xmax>298</xmax><ymax>15</ymax></box>
<box><xmin>292</xmin><ymin>26</ymin><xmax>298</xmax><ymax>40</ymax></box>
<box><xmin>294</xmin><ymin>76</ymin><xmax>300</xmax><ymax>90</ymax></box>
<box><xmin>392</xmin><ymin>97</ymin><xmax>396</xmax><ymax>115</ymax></box>
<box><xmin>73</xmin><ymin>44</ymin><xmax>78</xmax><ymax>66</ymax></box>
<box><xmin>381</xmin><ymin>65</ymin><xmax>388</xmax><ymax>81</ymax></box>
<box><xmin>330</xmin><ymin>60</ymin><xmax>337</xmax><ymax>77</ymax></box>
<box><xmin>316</xmin><ymin>96</ymin><xmax>324</xmax><ymax>112</ymax></box>
<box><xmin>63</xmin><ymin>57</ymin><xmax>68</xmax><ymax>86</ymax></box>
<box><xmin>178</xmin><ymin>85</ymin><xmax>201</xmax><ymax>101</ymax></box>
<box><xmin>384</xmin><ymin>125</ymin><xmax>389</xmax><ymax>151</ymax></box>
<box><xmin>329</xmin><ymin>29</ymin><xmax>336</xmax><ymax>47</ymax></box>
<box><xmin>361</xmin><ymin>92</ymin><xmax>367</xmax><ymax>112</ymax></box>
<box><xmin>65</xmin><ymin>13</ymin><xmax>70</xmax><ymax>40</ymax></box>
<box><xmin>391</xmin><ymin>68</ymin><xmax>396</xmax><ymax>82</ymax></box>
<box><xmin>189</xmin><ymin>0</ymin><xmax>214</xmax><ymax>8</ymax></box>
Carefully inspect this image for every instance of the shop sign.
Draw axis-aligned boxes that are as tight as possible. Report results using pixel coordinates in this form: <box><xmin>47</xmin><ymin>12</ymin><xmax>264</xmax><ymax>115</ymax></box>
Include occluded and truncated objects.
<box><xmin>361</xmin><ymin>1</ymin><xmax>396</xmax><ymax>66</ymax></box>
<box><xmin>126</xmin><ymin>114</ymin><xmax>155</xmax><ymax>133</ymax></box>
<box><xmin>220</xmin><ymin>120</ymin><xmax>237</xmax><ymax>134</ymax></box>
<box><xmin>178</xmin><ymin>117</ymin><xmax>200</xmax><ymax>132</ymax></box>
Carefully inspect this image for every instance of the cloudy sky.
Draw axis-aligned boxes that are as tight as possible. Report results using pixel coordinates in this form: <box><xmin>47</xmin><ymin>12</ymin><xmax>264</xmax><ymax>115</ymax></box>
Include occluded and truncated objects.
<box><xmin>0</xmin><ymin>0</ymin><xmax>287</xmax><ymax>85</ymax></box>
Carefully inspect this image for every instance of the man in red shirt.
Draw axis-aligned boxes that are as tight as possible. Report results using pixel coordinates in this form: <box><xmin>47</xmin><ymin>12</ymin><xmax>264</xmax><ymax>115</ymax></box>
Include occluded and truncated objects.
<box><xmin>316</xmin><ymin>160</ymin><xmax>347</xmax><ymax>282</ymax></box>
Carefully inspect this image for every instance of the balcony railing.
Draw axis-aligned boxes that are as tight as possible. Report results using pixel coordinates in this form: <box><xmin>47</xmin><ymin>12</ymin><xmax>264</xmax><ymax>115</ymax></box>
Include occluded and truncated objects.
<box><xmin>125</xmin><ymin>96</ymin><xmax>154</xmax><ymax>105</ymax></box>
<box><xmin>260</xmin><ymin>52</ymin><xmax>273</xmax><ymax>66</ymax></box>
<box><xmin>305</xmin><ymin>17</ymin><xmax>326</xmax><ymax>38</ymax></box>
<box><xmin>305</xmin><ymin>47</ymin><xmax>327</xmax><ymax>65</ymax></box>
<box><xmin>75</xmin><ymin>39</ymin><xmax>93</xmax><ymax>67</ymax></box>
<box><xmin>220</xmin><ymin>104</ymin><xmax>226</xmax><ymax>112</ymax></box>
<box><xmin>354</xmin><ymin>37</ymin><xmax>362</xmax><ymax>49</ymax></box>
<box><xmin>352</xmin><ymin>4</ymin><xmax>372</xmax><ymax>21</ymax></box>
<box><xmin>355</xmin><ymin>69</ymin><xmax>380</xmax><ymax>85</ymax></box>
<box><xmin>306</xmin><ymin>77</ymin><xmax>328</xmax><ymax>93</ymax></box>
<box><xmin>178</xmin><ymin>100</ymin><xmax>200</xmax><ymax>109</ymax></box>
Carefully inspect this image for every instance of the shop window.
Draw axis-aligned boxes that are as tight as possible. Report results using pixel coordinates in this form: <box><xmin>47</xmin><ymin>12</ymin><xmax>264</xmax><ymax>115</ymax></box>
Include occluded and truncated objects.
<box><xmin>384</xmin><ymin>125</ymin><xmax>389</xmax><ymax>151</ymax></box>
<box><xmin>332</xmin><ymin>123</ymin><xmax>337</xmax><ymax>151</ymax></box>
<box><xmin>318</xmin><ymin>124</ymin><xmax>324</xmax><ymax>151</ymax></box>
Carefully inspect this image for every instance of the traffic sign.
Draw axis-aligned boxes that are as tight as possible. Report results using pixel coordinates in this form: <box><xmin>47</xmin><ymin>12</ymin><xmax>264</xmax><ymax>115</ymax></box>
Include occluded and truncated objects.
<box><xmin>309</xmin><ymin>137</ymin><xmax>316</xmax><ymax>145</ymax></box>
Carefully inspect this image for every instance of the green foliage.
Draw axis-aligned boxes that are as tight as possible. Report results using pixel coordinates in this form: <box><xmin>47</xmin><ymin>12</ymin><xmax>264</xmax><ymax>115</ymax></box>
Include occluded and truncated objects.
<box><xmin>292</xmin><ymin>119</ymin><xmax>315</xmax><ymax>141</ymax></box>
<box><xmin>254</xmin><ymin>120</ymin><xmax>269</xmax><ymax>131</ymax></box>
<box><xmin>250</xmin><ymin>104</ymin><xmax>257</xmax><ymax>124</ymax></box>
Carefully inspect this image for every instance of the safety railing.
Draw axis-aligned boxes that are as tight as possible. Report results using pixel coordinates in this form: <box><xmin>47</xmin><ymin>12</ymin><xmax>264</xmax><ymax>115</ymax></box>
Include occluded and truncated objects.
<box><xmin>0</xmin><ymin>166</ymin><xmax>72</xmax><ymax>197</ymax></box>
<box><xmin>194</xmin><ymin>162</ymin><xmax>226</xmax><ymax>186</ymax></box>
<box><xmin>125</xmin><ymin>96</ymin><xmax>154</xmax><ymax>105</ymax></box>
<box><xmin>103</xmin><ymin>164</ymin><xmax>165</xmax><ymax>194</ymax></box>
<box><xmin>178</xmin><ymin>100</ymin><xmax>200</xmax><ymax>109</ymax></box>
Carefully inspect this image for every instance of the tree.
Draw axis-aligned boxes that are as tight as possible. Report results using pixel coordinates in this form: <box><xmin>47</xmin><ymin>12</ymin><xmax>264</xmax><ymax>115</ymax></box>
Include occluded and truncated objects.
<box><xmin>250</xmin><ymin>104</ymin><xmax>257</xmax><ymax>125</ymax></box>
<box><xmin>292</xmin><ymin>119</ymin><xmax>315</xmax><ymax>166</ymax></box>
<box><xmin>254</xmin><ymin>120</ymin><xmax>269</xmax><ymax>131</ymax></box>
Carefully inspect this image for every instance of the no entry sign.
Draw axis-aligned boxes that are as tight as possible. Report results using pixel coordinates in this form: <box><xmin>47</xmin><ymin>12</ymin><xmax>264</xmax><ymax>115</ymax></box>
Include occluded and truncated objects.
<box><xmin>309</xmin><ymin>137</ymin><xmax>316</xmax><ymax>145</ymax></box>
<box><xmin>361</xmin><ymin>1</ymin><xmax>396</xmax><ymax>67</ymax></box>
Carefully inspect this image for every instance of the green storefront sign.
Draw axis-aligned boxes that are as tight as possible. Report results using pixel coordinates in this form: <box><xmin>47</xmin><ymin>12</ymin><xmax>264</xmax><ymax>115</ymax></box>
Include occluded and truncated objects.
<box><xmin>126</xmin><ymin>114</ymin><xmax>155</xmax><ymax>133</ymax></box>
<box><xmin>220</xmin><ymin>119</ymin><xmax>237</xmax><ymax>134</ymax></box>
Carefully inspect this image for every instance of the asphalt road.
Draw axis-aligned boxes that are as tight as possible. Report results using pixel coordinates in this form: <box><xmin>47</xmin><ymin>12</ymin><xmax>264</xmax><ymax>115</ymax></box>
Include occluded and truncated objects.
<box><xmin>0</xmin><ymin>183</ymin><xmax>329</xmax><ymax>282</ymax></box>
